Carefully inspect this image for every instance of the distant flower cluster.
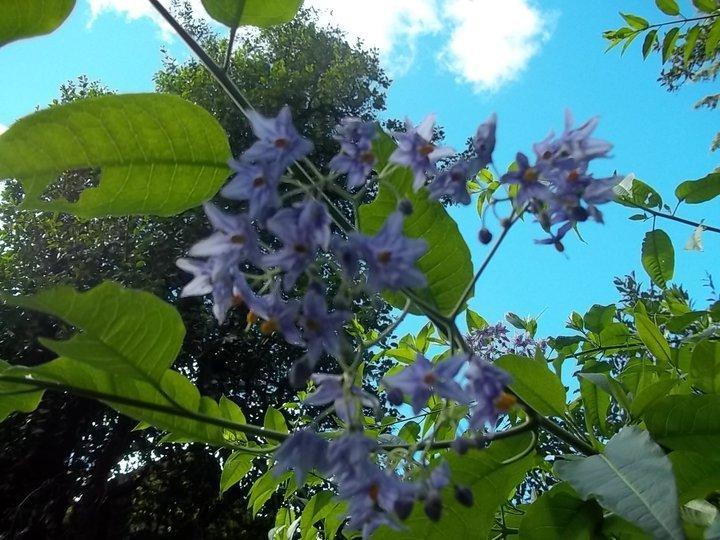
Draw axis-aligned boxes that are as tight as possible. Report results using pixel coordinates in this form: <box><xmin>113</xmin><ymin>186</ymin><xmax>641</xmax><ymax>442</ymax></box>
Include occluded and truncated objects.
<box><xmin>466</xmin><ymin>322</ymin><xmax>547</xmax><ymax>361</ymax></box>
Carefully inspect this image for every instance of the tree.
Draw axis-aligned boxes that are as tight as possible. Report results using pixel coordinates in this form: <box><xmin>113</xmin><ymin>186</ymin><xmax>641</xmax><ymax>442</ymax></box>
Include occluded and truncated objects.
<box><xmin>0</xmin><ymin>6</ymin><xmax>392</xmax><ymax>537</ymax></box>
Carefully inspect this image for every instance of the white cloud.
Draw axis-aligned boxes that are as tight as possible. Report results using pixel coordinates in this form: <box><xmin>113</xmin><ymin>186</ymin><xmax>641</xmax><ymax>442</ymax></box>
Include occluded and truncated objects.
<box><xmin>438</xmin><ymin>0</ymin><xmax>553</xmax><ymax>92</ymax></box>
<box><xmin>0</xmin><ymin>124</ymin><xmax>7</xmax><ymax>135</ymax></box>
<box><xmin>86</xmin><ymin>0</ymin><xmax>553</xmax><ymax>91</ymax></box>
<box><xmin>85</xmin><ymin>0</ymin><xmax>207</xmax><ymax>40</ymax></box>
<box><xmin>306</xmin><ymin>0</ymin><xmax>442</xmax><ymax>74</ymax></box>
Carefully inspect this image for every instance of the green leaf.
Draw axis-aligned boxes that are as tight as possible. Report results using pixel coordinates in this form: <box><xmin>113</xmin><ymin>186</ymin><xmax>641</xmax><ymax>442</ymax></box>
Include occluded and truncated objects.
<box><xmin>643</xmin><ymin>29</ymin><xmax>659</xmax><ymax>58</ymax></box>
<box><xmin>578</xmin><ymin>372</ymin><xmax>632</xmax><ymax>412</ymax></box>
<box><xmin>300</xmin><ymin>491</ymin><xmax>334</xmax><ymax>540</ymax></box>
<box><xmin>662</xmin><ymin>27</ymin><xmax>681</xmax><ymax>63</ymax></box>
<box><xmin>200</xmin><ymin>0</ymin><xmax>302</xmax><ymax>28</ymax></box>
<box><xmin>629</xmin><ymin>378</ymin><xmax>677</xmax><ymax>416</ymax></box>
<box><xmin>580</xmin><ymin>375</ymin><xmax>611</xmax><ymax>437</ymax></box>
<box><xmin>621</xmin><ymin>13</ymin><xmax>649</xmax><ymax>30</ymax></box>
<box><xmin>220</xmin><ymin>451</ymin><xmax>255</xmax><ymax>494</ymax></box>
<box><xmin>693</xmin><ymin>0</ymin><xmax>718</xmax><ymax>13</ymax></box>
<box><xmin>641</xmin><ymin>230</ymin><xmax>674</xmax><ymax>288</ymax></box>
<box><xmin>4</xmin><ymin>282</ymin><xmax>185</xmax><ymax>384</ymax></box>
<box><xmin>644</xmin><ymin>395</ymin><xmax>720</xmax><ymax>453</ymax></box>
<box><xmin>675</xmin><ymin>172</ymin><xmax>720</xmax><ymax>204</ymax></box>
<box><xmin>264</xmin><ymin>406</ymin><xmax>289</xmax><ymax>433</ymax></box>
<box><xmin>669</xmin><ymin>451</ymin><xmax>720</xmax><ymax>503</ymax></box>
<box><xmin>601</xmin><ymin>515</ymin><xmax>650</xmax><ymax>539</ymax></box>
<box><xmin>0</xmin><ymin>0</ymin><xmax>75</xmax><ymax>46</ymax></box>
<box><xmin>519</xmin><ymin>483</ymin><xmax>604</xmax><ymax>539</ymax></box>
<box><xmin>614</xmin><ymin>176</ymin><xmax>663</xmax><ymax>209</ymax></box>
<box><xmin>466</xmin><ymin>308</ymin><xmax>488</xmax><ymax>331</ymax></box>
<box><xmin>554</xmin><ymin>427</ymin><xmax>683</xmax><ymax>540</ymax></box>
<box><xmin>690</xmin><ymin>339</ymin><xmax>720</xmax><ymax>393</ymax></box>
<box><xmin>683</xmin><ymin>25</ymin><xmax>702</xmax><ymax>64</ymax></box>
<box><xmin>398</xmin><ymin>421</ymin><xmax>421</xmax><ymax>444</ymax></box>
<box><xmin>374</xmin><ymin>434</ymin><xmax>537</xmax><ymax>539</ymax></box>
<box><xmin>496</xmin><ymin>355</ymin><xmax>565</xmax><ymax>416</ymax></box>
<box><xmin>634</xmin><ymin>302</ymin><xmax>672</xmax><ymax>366</ymax></box>
<box><xmin>583</xmin><ymin>304</ymin><xmax>616</xmax><ymax>333</ymax></box>
<box><xmin>0</xmin><ymin>93</ymin><xmax>231</xmax><ymax>217</ymax></box>
<box><xmin>705</xmin><ymin>18</ymin><xmax>720</xmax><ymax>58</ymax></box>
<box><xmin>0</xmin><ymin>360</ymin><xmax>43</xmax><ymax>422</ymax></box>
<box><xmin>249</xmin><ymin>469</ymin><xmax>289</xmax><ymax>516</ymax></box>
<box><xmin>655</xmin><ymin>0</ymin><xmax>681</xmax><ymax>15</ymax></box>
<box><xmin>358</xmin><ymin>131</ymin><xmax>473</xmax><ymax>316</ymax></box>
<box><xmin>24</xmin><ymin>358</ymin><xmax>239</xmax><ymax>445</ymax></box>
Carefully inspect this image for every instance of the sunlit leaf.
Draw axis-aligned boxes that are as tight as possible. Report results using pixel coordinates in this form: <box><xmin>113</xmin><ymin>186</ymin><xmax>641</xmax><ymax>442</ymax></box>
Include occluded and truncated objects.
<box><xmin>201</xmin><ymin>0</ymin><xmax>302</xmax><ymax>28</ymax></box>
<box><xmin>641</xmin><ymin>230</ymin><xmax>674</xmax><ymax>289</ymax></box>
<box><xmin>0</xmin><ymin>93</ymin><xmax>231</xmax><ymax>217</ymax></box>
<box><xmin>0</xmin><ymin>0</ymin><xmax>75</xmax><ymax>46</ymax></box>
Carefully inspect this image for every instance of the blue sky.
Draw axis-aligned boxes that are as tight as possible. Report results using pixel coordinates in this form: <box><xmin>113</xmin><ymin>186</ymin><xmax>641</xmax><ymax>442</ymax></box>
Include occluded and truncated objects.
<box><xmin>1</xmin><ymin>0</ymin><xmax>718</xmax><ymax>337</ymax></box>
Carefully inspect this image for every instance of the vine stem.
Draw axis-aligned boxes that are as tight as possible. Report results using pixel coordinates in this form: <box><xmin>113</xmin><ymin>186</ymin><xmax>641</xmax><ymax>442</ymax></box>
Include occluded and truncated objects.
<box><xmin>0</xmin><ymin>374</ymin><xmax>289</xmax><ymax>443</ymax></box>
<box><xmin>629</xmin><ymin>202</ymin><xmax>720</xmax><ymax>234</ymax></box>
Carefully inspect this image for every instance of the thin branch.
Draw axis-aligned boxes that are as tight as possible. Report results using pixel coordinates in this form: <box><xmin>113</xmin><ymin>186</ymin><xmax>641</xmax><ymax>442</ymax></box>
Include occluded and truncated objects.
<box><xmin>629</xmin><ymin>202</ymin><xmax>720</xmax><ymax>234</ymax></box>
<box><xmin>362</xmin><ymin>298</ymin><xmax>412</xmax><ymax>349</ymax></box>
<box><xmin>223</xmin><ymin>26</ymin><xmax>238</xmax><ymax>71</ymax></box>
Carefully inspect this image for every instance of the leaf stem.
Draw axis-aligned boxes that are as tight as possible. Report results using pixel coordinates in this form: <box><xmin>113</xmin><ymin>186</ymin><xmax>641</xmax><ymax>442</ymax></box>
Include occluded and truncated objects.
<box><xmin>629</xmin><ymin>202</ymin><xmax>720</xmax><ymax>234</ymax></box>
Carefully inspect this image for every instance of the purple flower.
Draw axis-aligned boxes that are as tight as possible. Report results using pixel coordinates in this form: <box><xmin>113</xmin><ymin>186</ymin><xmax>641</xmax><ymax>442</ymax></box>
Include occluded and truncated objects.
<box><xmin>534</xmin><ymin>221</ymin><xmax>573</xmax><ymax>252</ymax></box>
<box><xmin>273</xmin><ymin>429</ymin><xmax>329</xmax><ymax>484</ymax></box>
<box><xmin>330</xmin><ymin>118</ymin><xmax>378</xmax><ymax>189</ymax></box>
<box><xmin>245</xmin><ymin>282</ymin><xmax>303</xmax><ymax>345</ymax></box>
<box><xmin>176</xmin><ymin>257</ymin><xmax>247</xmax><ymax>324</ymax></box>
<box><xmin>501</xmin><ymin>152</ymin><xmax>551</xmax><ymax>207</ymax></box>
<box><xmin>327</xmin><ymin>433</ymin><xmax>377</xmax><ymax>480</ymax></box>
<box><xmin>305</xmin><ymin>374</ymin><xmax>379</xmax><ymax>424</ymax></box>
<box><xmin>471</xmin><ymin>113</ymin><xmax>497</xmax><ymax>173</ymax></box>
<box><xmin>242</xmin><ymin>105</ymin><xmax>313</xmax><ymax>176</ymax></box>
<box><xmin>390</xmin><ymin>115</ymin><xmax>455</xmax><ymax>190</ymax></box>
<box><xmin>340</xmin><ymin>467</ymin><xmax>416</xmax><ymax>539</ymax></box>
<box><xmin>384</xmin><ymin>354</ymin><xmax>469</xmax><ymax>413</ymax></box>
<box><xmin>222</xmin><ymin>160</ymin><xmax>281</xmax><ymax>221</ymax></box>
<box><xmin>465</xmin><ymin>355</ymin><xmax>510</xmax><ymax>429</ymax></box>
<box><xmin>332</xmin><ymin>236</ymin><xmax>362</xmax><ymax>279</ymax></box>
<box><xmin>189</xmin><ymin>203</ymin><xmax>261</xmax><ymax>265</ymax></box>
<box><xmin>263</xmin><ymin>200</ymin><xmax>330</xmax><ymax>288</ymax></box>
<box><xmin>428</xmin><ymin>160</ymin><xmax>472</xmax><ymax>205</ymax></box>
<box><xmin>353</xmin><ymin>211</ymin><xmax>427</xmax><ymax>292</ymax></box>
<box><xmin>300</xmin><ymin>290</ymin><xmax>349</xmax><ymax>362</ymax></box>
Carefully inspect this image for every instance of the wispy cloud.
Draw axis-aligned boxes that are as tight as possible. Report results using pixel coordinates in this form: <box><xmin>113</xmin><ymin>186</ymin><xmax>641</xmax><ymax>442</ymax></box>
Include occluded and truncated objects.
<box><xmin>85</xmin><ymin>0</ymin><xmax>554</xmax><ymax>91</ymax></box>
<box><xmin>438</xmin><ymin>0</ymin><xmax>553</xmax><ymax>92</ymax></box>
<box><xmin>306</xmin><ymin>0</ymin><xmax>442</xmax><ymax>75</ymax></box>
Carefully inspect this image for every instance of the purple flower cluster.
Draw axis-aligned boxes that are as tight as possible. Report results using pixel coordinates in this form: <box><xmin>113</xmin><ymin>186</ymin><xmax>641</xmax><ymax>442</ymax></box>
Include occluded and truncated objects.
<box><xmin>330</xmin><ymin>118</ymin><xmax>378</xmax><ymax>189</ymax></box>
<box><xmin>466</xmin><ymin>322</ymin><xmax>546</xmax><ymax>361</ymax></box>
<box><xmin>501</xmin><ymin>110</ymin><xmax>619</xmax><ymax>248</ymax></box>
<box><xmin>383</xmin><ymin>352</ymin><xmax>511</xmax><ymax>432</ymax></box>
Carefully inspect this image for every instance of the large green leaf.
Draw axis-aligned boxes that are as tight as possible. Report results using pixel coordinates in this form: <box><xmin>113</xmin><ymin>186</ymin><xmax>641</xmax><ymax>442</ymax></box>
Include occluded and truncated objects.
<box><xmin>655</xmin><ymin>0</ymin><xmax>681</xmax><ymax>16</ymax></box>
<box><xmin>0</xmin><ymin>93</ymin><xmax>231</xmax><ymax>217</ymax></box>
<box><xmin>0</xmin><ymin>0</ymin><xmax>75</xmax><ymax>46</ymax></box>
<box><xmin>519</xmin><ymin>483</ymin><xmax>603</xmax><ymax>539</ymax></box>
<box><xmin>690</xmin><ymin>339</ymin><xmax>720</xmax><ymax>393</ymax></box>
<box><xmin>496</xmin><ymin>354</ymin><xmax>566</xmax><ymax>417</ymax></box>
<box><xmin>0</xmin><ymin>360</ymin><xmax>43</xmax><ymax>421</ymax></box>
<box><xmin>12</xmin><ymin>358</ymin><xmax>243</xmax><ymax>445</ymax></box>
<box><xmin>641</xmin><ymin>229</ymin><xmax>674</xmax><ymax>288</ymax></box>
<box><xmin>554</xmin><ymin>427</ymin><xmax>683</xmax><ymax>540</ymax></box>
<box><xmin>374</xmin><ymin>434</ymin><xmax>537</xmax><ymax>539</ymax></box>
<box><xmin>358</xmin><ymin>132</ymin><xmax>473</xmax><ymax>316</ymax></box>
<box><xmin>201</xmin><ymin>0</ymin><xmax>302</xmax><ymax>28</ymax></box>
<box><xmin>644</xmin><ymin>395</ymin><xmax>720</xmax><ymax>454</ymax></box>
<box><xmin>4</xmin><ymin>281</ymin><xmax>185</xmax><ymax>384</ymax></box>
<box><xmin>669</xmin><ymin>451</ymin><xmax>720</xmax><ymax>504</ymax></box>
<box><xmin>299</xmin><ymin>491</ymin><xmax>335</xmax><ymax>540</ymax></box>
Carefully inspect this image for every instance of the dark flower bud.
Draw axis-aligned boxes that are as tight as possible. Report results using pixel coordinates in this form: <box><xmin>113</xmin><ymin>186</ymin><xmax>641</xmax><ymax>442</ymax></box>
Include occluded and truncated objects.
<box><xmin>387</xmin><ymin>387</ymin><xmax>404</xmax><ymax>406</ymax></box>
<box><xmin>398</xmin><ymin>199</ymin><xmax>414</xmax><ymax>215</ymax></box>
<box><xmin>478</xmin><ymin>228</ymin><xmax>492</xmax><ymax>244</ymax></box>
<box><xmin>571</xmin><ymin>205</ymin><xmax>589</xmax><ymax>222</ymax></box>
<box><xmin>394</xmin><ymin>498</ymin><xmax>414</xmax><ymax>520</ymax></box>
<box><xmin>554</xmin><ymin>241</ymin><xmax>565</xmax><ymax>253</ymax></box>
<box><xmin>424</xmin><ymin>491</ymin><xmax>443</xmax><ymax>522</ymax></box>
<box><xmin>455</xmin><ymin>486</ymin><xmax>474</xmax><ymax>507</ymax></box>
<box><xmin>500</xmin><ymin>218</ymin><xmax>511</xmax><ymax>229</ymax></box>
